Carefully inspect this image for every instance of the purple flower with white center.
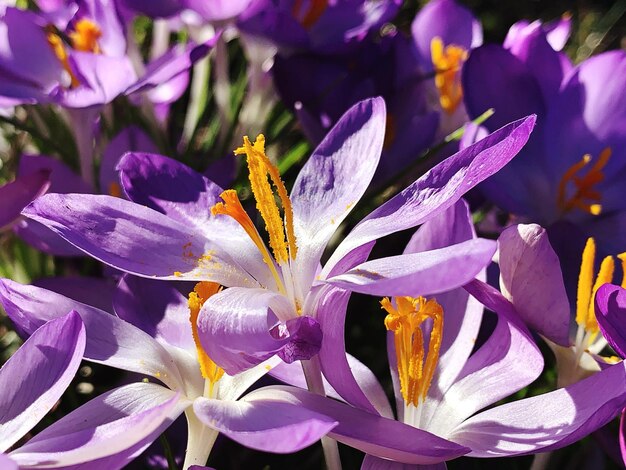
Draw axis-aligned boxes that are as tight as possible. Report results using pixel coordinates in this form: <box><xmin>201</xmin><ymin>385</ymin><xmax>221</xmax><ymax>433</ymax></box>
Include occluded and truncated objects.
<box><xmin>237</xmin><ymin>0</ymin><xmax>402</xmax><ymax>54</ymax></box>
<box><xmin>0</xmin><ymin>171</ymin><xmax>50</xmax><ymax>230</ymax></box>
<box><xmin>19</xmin><ymin>98</ymin><xmax>534</xmax><ymax>405</ymax></box>
<box><xmin>463</xmin><ymin>22</ymin><xmax>626</xmax><ymax>260</ymax></box>
<box><xmin>0</xmin><ymin>312</ymin><xmax>85</xmax><ymax>465</ymax></box>
<box><xmin>211</xmin><ymin>201</ymin><xmax>626</xmax><ymax>467</ymax></box>
<box><xmin>411</xmin><ymin>0</ymin><xmax>482</xmax><ymax>135</ymax></box>
<box><xmin>0</xmin><ymin>276</ymin><xmax>341</xmax><ymax>469</ymax></box>
<box><xmin>595</xmin><ymin>283</ymin><xmax>626</xmax><ymax>467</ymax></box>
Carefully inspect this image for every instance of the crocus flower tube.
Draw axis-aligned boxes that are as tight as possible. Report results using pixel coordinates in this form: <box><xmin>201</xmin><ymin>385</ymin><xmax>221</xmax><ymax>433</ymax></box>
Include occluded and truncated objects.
<box><xmin>0</xmin><ymin>312</ymin><xmax>85</xmax><ymax>464</ymax></box>
<box><xmin>0</xmin><ymin>276</ymin><xmax>343</xmax><ymax>469</ymax></box>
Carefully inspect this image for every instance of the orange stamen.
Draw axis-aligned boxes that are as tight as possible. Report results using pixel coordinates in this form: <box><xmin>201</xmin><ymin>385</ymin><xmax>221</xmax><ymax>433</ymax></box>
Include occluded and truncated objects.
<box><xmin>431</xmin><ymin>37</ymin><xmax>467</xmax><ymax>114</ymax></box>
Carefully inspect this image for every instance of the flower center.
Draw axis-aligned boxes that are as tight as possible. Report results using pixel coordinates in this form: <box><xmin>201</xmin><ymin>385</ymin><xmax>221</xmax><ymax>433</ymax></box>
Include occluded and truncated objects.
<box><xmin>575</xmin><ymin>237</ymin><xmax>626</xmax><ymax>349</ymax></box>
<box><xmin>211</xmin><ymin>135</ymin><xmax>298</xmax><ymax>295</ymax></box>
<box><xmin>382</xmin><ymin>296</ymin><xmax>444</xmax><ymax>407</ymax></box>
<box><xmin>557</xmin><ymin>148</ymin><xmax>612</xmax><ymax>216</ymax></box>
<box><xmin>188</xmin><ymin>281</ymin><xmax>225</xmax><ymax>393</ymax></box>
<box><xmin>46</xmin><ymin>19</ymin><xmax>102</xmax><ymax>88</ymax></box>
<box><xmin>291</xmin><ymin>0</ymin><xmax>328</xmax><ymax>29</ymax></box>
<box><xmin>430</xmin><ymin>37</ymin><xmax>467</xmax><ymax>115</ymax></box>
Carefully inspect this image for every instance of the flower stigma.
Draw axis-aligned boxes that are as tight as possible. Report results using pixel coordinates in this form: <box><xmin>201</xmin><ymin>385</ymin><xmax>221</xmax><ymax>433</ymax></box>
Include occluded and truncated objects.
<box><xmin>188</xmin><ymin>281</ymin><xmax>225</xmax><ymax>396</ymax></box>
<box><xmin>557</xmin><ymin>148</ymin><xmax>612</xmax><ymax>216</ymax></box>
<box><xmin>430</xmin><ymin>37</ymin><xmax>467</xmax><ymax>115</ymax></box>
<box><xmin>382</xmin><ymin>296</ymin><xmax>444</xmax><ymax>410</ymax></box>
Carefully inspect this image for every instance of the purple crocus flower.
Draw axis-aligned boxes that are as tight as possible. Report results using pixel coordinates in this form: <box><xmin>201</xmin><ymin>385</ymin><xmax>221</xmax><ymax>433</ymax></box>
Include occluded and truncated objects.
<box><xmin>0</xmin><ymin>276</ymin><xmax>342</xmax><ymax>468</ymax></box>
<box><xmin>463</xmin><ymin>22</ymin><xmax>626</xmax><ymax>258</ymax></box>
<box><xmin>237</xmin><ymin>0</ymin><xmax>402</xmax><ymax>54</ymax></box>
<box><xmin>272</xmin><ymin>33</ymin><xmax>439</xmax><ymax>184</ymax></box>
<box><xmin>411</xmin><ymin>0</ymin><xmax>482</xmax><ymax>135</ymax></box>
<box><xmin>595</xmin><ymin>283</ymin><xmax>626</xmax><ymax>467</ymax></box>
<box><xmin>213</xmin><ymin>201</ymin><xmax>626</xmax><ymax>467</ymax></box>
<box><xmin>20</xmin><ymin>98</ymin><xmax>535</xmax><ymax>419</ymax></box>
<box><xmin>0</xmin><ymin>171</ymin><xmax>50</xmax><ymax>230</ymax></box>
<box><xmin>0</xmin><ymin>312</ymin><xmax>85</xmax><ymax>465</ymax></box>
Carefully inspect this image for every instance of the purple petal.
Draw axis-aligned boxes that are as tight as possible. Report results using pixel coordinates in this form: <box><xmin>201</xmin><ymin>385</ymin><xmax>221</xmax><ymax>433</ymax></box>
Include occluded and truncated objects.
<box><xmin>242</xmin><ymin>386</ymin><xmax>470</xmax><ymax>465</ymax></box>
<box><xmin>197</xmin><ymin>287</ymin><xmax>298</xmax><ymax>374</ymax></box>
<box><xmin>621</xmin><ymin>410</ymin><xmax>626</xmax><ymax>467</ymax></box>
<box><xmin>193</xmin><ymin>394</ymin><xmax>337</xmax><ymax>453</ymax></box>
<box><xmin>0</xmin><ymin>312</ymin><xmax>85</xmax><ymax>452</ymax></box>
<box><xmin>276</xmin><ymin>316</ymin><xmax>323</xmax><ymax>364</ymax></box>
<box><xmin>33</xmin><ymin>276</ymin><xmax>116</xmax><ymax>314</ymax></box>
<box><xmin>595</xmin><ymin>284</ymin><xmax>626</xmax><ymax>358</ymax></box>
<box><xmin>0</xmin><ymin>279</ymin><xmax>187</xmax><ymax>389</ymax></box>
<box><xmin>21</xmin><ymin>193</ymin><xmax>256</xmax><ymax>286</ymax></box>
<box><xmin>291</xmin><ymin>97</ymin><xmax>386</xmax><ymax>291</ymax></box>
<box><xmin>544</xmin><ymin>15</ymin><xmax>572</xmax><ymax>51</ymax></box>
<box><xmin>113</xmin><ymin>275</ymin><xmax>194</xmax><ymax>351</ymax></box>
<box><xmin>0</xmin><ymin>454</ymin><xmax>17</xmax><ymax>470</ymax></box>
<box><xmin>497</xmin><ymin>224</ymin><xmax>571</xmax><ymax>346</ymax></box>
<box><xmin>323</xmin><ymin>115</ymin><xmax>536</xmax><ymax>277</ymax></box>
<box><xmin>362</xmin><ymin>455</ymin><xmax>444</xmax><ymax>470</ymax></box>
<box><xmin>184</xmin><ymin>0</ymin><xmax>253</xmax><ymax>21</ymax></box>
<box><xmin>451</xmin><ymin>361</ymin><xmax>626</xmax><ymax>456</ymax></box>
<box><xmin>10</xmin><ymin>383</ymin><xmax>184</xmax><ymax>467</ymax></box>
<box><xmin>99</xmin><ymin>127</ymin><xmax>158</xmax><ymax>196</ymax></box>
<box><xmin>18</xmin><ymin>155</ymin><xmax>89</xmax><ymax>194</ymax></box>
<box><xmin>411</xmin><ymin>0</ymin><xmax>482</xmax><ymax>69</ymax></box>
<box><xmin>316</xmin><ymin>285</ymin><xmax>392</xmax><ymax>417</ymax></box>
<box><xmin>0</xmin><ymin>170</ymin><xmax>50</xmax><ymax>228</ymax></box>
<box><xmin>326</xmin><ymin>238</ymin><xmax>496</xmax><ymax>297</ymax></box>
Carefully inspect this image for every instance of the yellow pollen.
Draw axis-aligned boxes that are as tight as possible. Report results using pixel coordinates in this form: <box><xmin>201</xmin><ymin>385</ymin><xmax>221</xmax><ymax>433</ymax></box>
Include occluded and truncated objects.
<box><xmin>46</xmin><ymin>30</ymin><xmax>80</xmax><ymax>88</ymax></box>
<box><xmin>382</xmin><ymin>296</ymin><xmax>444</xmax><ymax>406</ymax></box>
<box><xmin>292</xmin><ymin>0</ymin><xmax>328</xmax><ymax>29</ymax></box>
<box><xmin>108</xmin><ymin>181</ymin><xmax>123</xmax><ymax>198</ymax></box>
<box><xmin>431</xmin><ymin>37</ymin><xmax>467</xmax><ymax>115</ymax></box>
<box><xmin>69</xmin><ymin>19</ymin><xmax>102</xmax><ymax>53</ymax></box>
<box><xmin>188</xmin><ymin>281</ymin><xmax>224</xmax><ymax>387</ymax></box>
<box><xmin>575</xmin><ymin>238</ymin><xmax>626</xmax><ymax>343</ymax></box>
<box><xmin>557</xmin><ymin>148</ymin><xmax>612</xmax><ymax>216</ymax></box>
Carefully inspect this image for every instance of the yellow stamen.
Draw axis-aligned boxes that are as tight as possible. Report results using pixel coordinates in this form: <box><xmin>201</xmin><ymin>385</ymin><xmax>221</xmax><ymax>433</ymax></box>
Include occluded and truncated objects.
<box><xmin>292</xmin><ymin>0</ymin><xmax>328</xmax><ymax>29</ymax></box>
<box><xmin>618</xmin><ymin>253</ymin><xmax>626</xmax><ymax>289</ymax></box>
<box><xmin>382</xmin><ymin>296</ymin><xmax>444</xmax><ymax>406</ymax></box>
<box><xmin>211</xmin><ymin>189</ymin><xmax>286</xmax><ymax>293</ymax></box>
<box><xmin>46</xmin><ymin>30</ymin><xmax>80</xmax><ymax>88</ymax></box>
<box><xmin>108</xmin><ymin>181</ymin><xmax>122</xmax><ymax>198</ymax></box>
<box><xmin>188</xmin><ymin>281</ymin><xmax>224</xmax><ymax>388</ymax></box>
<box><xmin>431</xmin><ymin>37</ymin><xmax>467</xmax><ymax>115</ymax></box>
<box><xmin>557</xmin><ymin>148</ymin><xmax>612</xmax><ymax>216</ymax></box>
<box><xmin>233</xmin><ymin>135</ymin><xmax>297</xmax><ymax>263</ymax></box>
<box><xmin>69</xmin><ymin>19</ymin><xmax>102</xmax><ymax>53</ymax></box>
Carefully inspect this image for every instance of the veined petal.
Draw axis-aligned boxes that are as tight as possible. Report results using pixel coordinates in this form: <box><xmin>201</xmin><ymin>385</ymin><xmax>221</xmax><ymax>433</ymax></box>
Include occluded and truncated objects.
<box><xmin>326</xmin><ymin>238</ymin><xmax>495</xmax><ymax>297</ymax></box>
<box><xmin>193</xmin><ymin>394</ymin><xmax>338</xmax><ymax>453</ymax></box>
<box><xmin>113</xmin><ymin>275</ymin><xmax>194</xmax><ymax>351</ymax></box>
<box><xmin>218</xmin><ymin>357</ymin><xmax>283</xmax><ymax>402</ymax></box>
<box><xmin>117</xmin><ymin>152</ymin><xmax>271</xmax><ymax>287</ymax></box>
<box><xmin>291</xmin><ymin>97</ymin><xmax>386</xmax><ymax>290</ymax></box>
<box><xmin>450</xmin><ymin>361</ymin><xmax>626</xmax><ymax>456</ymax></box>
<box><xmin>10</xmin><ymin>383</ymin><xmax>186</xmax><ymax>467</ymax></box>
<box><xmin>21</xmin><ymin>193</ymin><xmax>258</xmax><ymax>286</ymax></box>
<box><xmin>595</xmin><ymin>283</ymin><xmax>626</xmax><ymax>357</ymax></box>
<box><xmin>323</xmin><ymin>116</ymin><xmax>535</xmax><ymax>278</ymax></box>
<box><xmin>242</xmin><ymin>386</ymin><xmax>470</xmax><ymax>464</ymax></box>
<box><xmin>0</xmin><ymin>312</ymin><xmax>85</xmax><ymax>452</ymax></box>
<box><xmin>0</xmin><ymin>279</ymin><xmax>186</xmax><ymax>390</ymax></box>
<box><xmin>498</xmin><ymin>224</ymin><xmax>570</xmax><ymax>346</ymax></box>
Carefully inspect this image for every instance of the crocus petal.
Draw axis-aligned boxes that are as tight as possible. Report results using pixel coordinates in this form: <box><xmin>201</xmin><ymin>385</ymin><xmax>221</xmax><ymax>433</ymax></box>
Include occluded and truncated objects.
<box><xmin>315</xmin><ymin>285</ymin><xmax>394</xmax><ymax>417</ymax></box>
<box><xmin>544</xmin><ymin>15</ymin><xmax>572</xmax><ymax>51</ymax></box>
<box><xmin>595</xmin><ymin>283</ymin><xmax>626</xmax><ymax>357</ymax></box>
<box><xmin>0</xmin><ymin>170</ymin><xmax>49</xmax><ymax>228</ymax></box>
<box><xmin>291</xmin><ymin>97</ymin><xmax>386</xmax><ymax>291</ymax></box>
<box><xmin>193</xmin><ymin>394</ymin><xmax>338</xmax><ymax>453</ymax></box>
<box><xmin>197</xmin><ymin>287</ymin><xmax>301</xmax><ymax>374</ymax></box>
<box><xmin>10</xmin><ymin>383</ymin><xmax>186</xmax><ymax>467</ymax></box>
<box><xmin>0</xmin><ymin>279</ymin><xmax>186</xmax><ymax>390</ymax></box>
<box><xmin>117</xmin><ymin>152</ymin><xmax>271</xmax><ymax>286</ymax></box>
<box><xmin>621</xmin><ymin>410</ymin><xmax>626</xmax><ymax>467</ymax></box>
<box><xmin>0</xmin><ymin>312</ymin><xmax>85</xmax><ymax>452</ymax></box>
<box><xmin>451</xmin><ymin>360</ymin><xmax>626</xmax><ymax>456</ymax></box>
<box><xmin>113</xmin><ymin>275</ymin><xmax>194</xmax><ymax>351</ymax></box>
<box><xmin>326</xmin><ymin>238</ymin><xmax>495</xmax><ymax>297</ymax></box>
<box><xmin>498</xmin><ymin>224</ymin><xmax>570</xmax><ymax>346</ymax></box>
<box><xmin>323</xmin><ymin>115</ymin><xmax>535</xmax><ymax>277</ymax></box>
<box><xmin>18</xmin><ymin>155</ymin><xmax>90</xmax><ymax>194</ymax></box>
<box><xmin>218</xmin><ymin>357</ymin><xmax>283</xmax><ymax>402</ymax></box>
<box><xmin>361</xmin><ymin>455</ymin><xmax>444</xmax><ymax>470</ymax></box>
<box><xmin>242</xmin><ymin>386</ymin><xmax>470</xmax><ymax>464</ymax></box>
<box><xmin>34</xmin><ymin>277</ymin><xmax>116</xmax><ymax>314</ymax></box>
<box><xmin>21</xmin><ymin>193</ymin><xmax>257</xmax><ymax>286</ymax></box>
